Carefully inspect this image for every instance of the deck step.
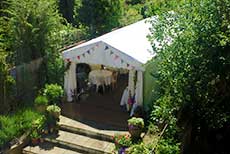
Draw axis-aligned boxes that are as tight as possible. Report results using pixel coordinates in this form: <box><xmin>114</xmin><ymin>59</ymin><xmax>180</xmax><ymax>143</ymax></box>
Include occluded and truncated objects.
<box><xmin>45</xmin><ymin>130</ymin><xmax>115</xmax><ymax>154</ymax></box>
<box><xmin>59</xmin><ymin>115</ymin><xmax>128</xmax><ymax>142</ymax></box>
<box><xmin>59</xmin><ymin>124</ymin><xmax>114</xmax><ymax>143</ymax></box>
<box><xmin>22</xmin><ymin>142</ymin><xmax>82</xmax><ymax>154</ymax></box>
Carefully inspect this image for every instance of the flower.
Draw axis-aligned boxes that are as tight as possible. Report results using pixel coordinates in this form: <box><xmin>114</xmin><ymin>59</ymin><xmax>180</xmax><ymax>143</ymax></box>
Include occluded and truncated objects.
<box><xmin>113</xmin><ymin>133</ymin><xmax>132</xmax><ymax>149</ymax></box>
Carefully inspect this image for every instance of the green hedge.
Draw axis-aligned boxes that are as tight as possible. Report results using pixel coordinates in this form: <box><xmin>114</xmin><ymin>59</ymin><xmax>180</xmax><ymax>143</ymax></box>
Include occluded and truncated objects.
<box><xmin>0</xmin><ymin>109</ymin><xmax>43</xmax><ymax>148</ymax></box>
<box><xmin>143</xmin><ymin>58</ymin><xmax>159</xmax><ymax>114</ymax></box>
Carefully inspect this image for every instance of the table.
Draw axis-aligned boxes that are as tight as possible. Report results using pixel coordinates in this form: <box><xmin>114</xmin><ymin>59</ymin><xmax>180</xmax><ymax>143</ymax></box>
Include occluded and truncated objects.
<box><xmin>88</xmin><ymin>70</ymin><xmax>113</xmax><ymax>92</ymax></box>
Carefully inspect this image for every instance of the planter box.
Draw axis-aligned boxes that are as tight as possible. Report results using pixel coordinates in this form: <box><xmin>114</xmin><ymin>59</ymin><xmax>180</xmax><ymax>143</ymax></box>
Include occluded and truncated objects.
<box><xmin>3</xmin><ymin>131</ymin><xmax>30</xmax><ymax>154</ymax></box>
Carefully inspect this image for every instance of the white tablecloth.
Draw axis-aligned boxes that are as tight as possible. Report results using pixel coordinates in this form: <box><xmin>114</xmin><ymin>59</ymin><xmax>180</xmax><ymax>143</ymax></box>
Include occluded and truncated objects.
<box><xmin>89</xmin><ymin>70</ymin><xmax>113</xmax><ymax>87</ymax></box>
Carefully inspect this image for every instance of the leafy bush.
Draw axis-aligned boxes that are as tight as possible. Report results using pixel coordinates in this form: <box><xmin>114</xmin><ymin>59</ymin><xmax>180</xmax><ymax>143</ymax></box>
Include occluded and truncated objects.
<box><xmin>155</xmin><ymin>139</ymin><xmax>180</xmax><ymax>154</ymax></box>
<box><xmin>34</xmin><ymin>95</ymin><xmax>48</xmax><ymax>106</ymax></box>
<box><xmin>43</xmin><ymin>84</ymin><xmax>63</xmax><ymax>104</ymax></box>
<box><xmin>128</xmin><ymin>117</ymin><xmax>144</xmax><ymax>129</ymax></box>
<box><xmin>128</xmin><ymin>143</ymin><xmax>151</xmax><ymax>154</ymax></box>
<box><xmin>0</xmin><ymin>109</ymin><xmax>44</xmax><ymax>148</ymax></box>
<box><xmin>0</xmin><ymin>116</ymin><xmax>20</xmax><ymax>148</ymax></box>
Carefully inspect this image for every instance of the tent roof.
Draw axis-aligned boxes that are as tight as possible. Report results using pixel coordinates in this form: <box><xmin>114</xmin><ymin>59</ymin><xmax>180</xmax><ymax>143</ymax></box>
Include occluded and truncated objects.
<box><xmin>62</xmin><ymin>17</ymin><xmax>155</xmax><ymax>71</ymax></box>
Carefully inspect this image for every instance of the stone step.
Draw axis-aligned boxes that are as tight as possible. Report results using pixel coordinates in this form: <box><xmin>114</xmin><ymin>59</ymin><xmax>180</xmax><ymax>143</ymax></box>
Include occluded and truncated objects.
<box><xmin>59</xmin><ymin>124</ymin><xmax>114</xmax><ymax>143</ymax></box>
<box><xmin>45</xmin><ymin>130</ymin><xmax>115</xmax><ymax>154</ymax></box>
<box><xmin>22</xmin><ymin>141</ymin><xmax>82</xmax><ymax>154</ymax></box>
<box><xmin>59</xmin><ymin>115</ymin><xmax>129</xmax><ymax>143</ymax></box>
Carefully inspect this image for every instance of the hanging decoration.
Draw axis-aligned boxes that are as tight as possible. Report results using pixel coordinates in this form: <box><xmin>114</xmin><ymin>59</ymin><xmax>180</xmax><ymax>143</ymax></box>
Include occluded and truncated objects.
<box><xmin>104</xmin><ymin>45</ymin><xmax>109</xmax><ymax>50</ymax></box>
<box><xmin>114</xmin><ymin>55</ymin><xmax>119</xmax><ymax>60</ymax></box>
<box><xmin>87</xmin><ymin>50</ymin><xmax>91</xmax><ymax>54</ymax></box>
<box><xmin>121</xmin><ymin>59</ymin><xmax>124</xmax><ymax>63</ymax></box>
<box><xmin>127</xmin><ymin>63</ymin><xmax>130</xmax><ymax>67</ymax></box>
<box><xmin>110</xmin><ymin>51</ymin><xmax>114</xmax><ymax>55</ymax></box>
<box><xmin>82</xmin><ymin>53</ymin><xmax>85</xmax><ymax>57</ymax></box>
<box><xmin>77</xmin><ymin>56</ymin><xmax>80</xmax><ymax>60</ymax></box>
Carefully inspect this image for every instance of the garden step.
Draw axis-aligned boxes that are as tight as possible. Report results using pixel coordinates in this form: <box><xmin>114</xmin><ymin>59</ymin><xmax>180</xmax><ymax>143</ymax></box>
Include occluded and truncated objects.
<box><xmin>59</xmin><ymin>124</ymin><xmax>114</xmax><ymax>143</ymax></box>
<box><xmin>22</xmin><ymin>141</ymin><xmax>82</xmax><ymax>154</ymax></box>
<box><xmin>45</xmin><ymin>130</ymin><xmax>115</xmax><ymax>154</ymax></box>
<box><xmin>59</xmin><ymin>115</ymin><xmax>129</xmax><ymax>142</ymax></box>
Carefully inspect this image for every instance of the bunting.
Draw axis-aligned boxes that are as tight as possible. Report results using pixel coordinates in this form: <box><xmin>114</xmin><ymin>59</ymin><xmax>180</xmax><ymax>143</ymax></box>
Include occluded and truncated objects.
<box><xmin>65</xmin><ymin>46</ymin><xmax>137</xmax><ymax>70</ymax></box>
<box><xmin>104</xmin><ymin>46</ymin><xmax>109</xmax><ymax>50</ymax></box>
<box><xmin>114</xmin><ymin>55</ymin><xmax>119</xmax><ymax>60</ymax></box>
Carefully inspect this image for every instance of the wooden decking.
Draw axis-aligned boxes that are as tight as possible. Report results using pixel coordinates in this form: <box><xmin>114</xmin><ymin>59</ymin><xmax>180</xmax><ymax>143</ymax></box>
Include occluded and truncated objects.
<box><xmin>60</xmin><ymin>74</ymin><xmax>130</xmax><ymax>131</ymax></box>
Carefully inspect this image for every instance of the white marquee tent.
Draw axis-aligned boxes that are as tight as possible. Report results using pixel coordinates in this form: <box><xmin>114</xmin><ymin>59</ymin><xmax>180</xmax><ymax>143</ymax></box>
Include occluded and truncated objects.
<box><xmin>62</xmin><ymin>17</ymin><xmax>156</xmax><ymax>105</ymax></box>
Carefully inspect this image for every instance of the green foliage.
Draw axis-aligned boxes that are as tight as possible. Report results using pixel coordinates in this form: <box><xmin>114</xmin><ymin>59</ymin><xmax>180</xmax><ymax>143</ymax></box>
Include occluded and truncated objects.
<box><xmin>0</xmin><ymin>53</ymin><xmax>15</xmax><ymax>114</ymax></box>
<box><xmin>128</xmin><ymin>143</ymin><xmax>151</xmax><ymax>154</ymax></box>
<box><xmin>113</xmin><ymin>134</ymin><xmax>132</xmax><ymax>149</ymax></box>
<box><xmin>46</xmin><ymin>105</ymin><xmax>61</xmax><ymax>113</ymax></box>
<box><xmin>128</xmin><ymin>117</ymin><xmax>144</xmax><ymax>129</ymax></box>
<box><xmin>78</xmin><ymin>0</ymin><xmax>123</xmax><ymax>37</ymax></box>
<box><xmin>148</xmin><ymin>0</ymin><xmax>230</xmax><ymax>152</ymax></box>
<box><xmin>119</xmin><ymin>4</ymin><xmax>143</xmax><ymax>27</ymax></box>
<box><xmin>2</xmin><ymin>0</ymin><xmax>64</xmax><ymax>65</ymax></box>
<box><xmin>155</xmin><ymin>139</ymin><xmax>180</xmax><ymax>154</ymax></box>
<box><xmin>34</xmin><ymin>95</ymin><xmax>48</xmax><ymax>106</ymax></box>
<box><xmin>43</xmin><ymin>84</ymin><xmax>63</xmax><ymax>104</ymax></box>
<box><xmin>0</xmin><ymin>108</ymin><xmax>44</xmax><ymax>147</ymax></box>
<box><xmin>29</xmin><ymin>130</ymin><xmax>41</xmax><ymax>139</ymax></box>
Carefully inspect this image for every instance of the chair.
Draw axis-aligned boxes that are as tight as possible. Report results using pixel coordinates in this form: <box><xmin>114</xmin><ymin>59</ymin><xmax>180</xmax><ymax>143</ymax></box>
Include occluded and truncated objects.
<box><xmin>111</xmin><ymin>71</ymin><xmax>118</xmax><ymax>90</ymax></box>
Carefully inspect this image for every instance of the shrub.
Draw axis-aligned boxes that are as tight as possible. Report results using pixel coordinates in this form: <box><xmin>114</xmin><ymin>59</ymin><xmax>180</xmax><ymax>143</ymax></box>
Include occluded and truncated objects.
<box><xmin>0</xmin><ymin>116</ymin><xmax>20</xmax><ymax>148</ymax></box>
<box><xmin>155</xmin><ymin>139</ymin><xmax>180</xmax><ymax>154</ymax></box>
<box><xmin>127</xmin><ymin>143</ymin><xmax>151</xmax><ymax>154</ymax></box>
<box><xmin>43</xmin><ymin>84</ymin><xmax>63</xmax><ymax>104</ymax></box>
<box><xmin>0</xmin><ymin>109</ymin><xmax>45</xmax><ymax>148</ymax></box>
<box><xmin>128</xmin><ymin>117</ymin><xmax>144</xmax><ymax>129</ymax></box>
<box><xmin>34</xmin><ymin>95</ymin><xmax>48</xmax><ymax>106</ymax></box>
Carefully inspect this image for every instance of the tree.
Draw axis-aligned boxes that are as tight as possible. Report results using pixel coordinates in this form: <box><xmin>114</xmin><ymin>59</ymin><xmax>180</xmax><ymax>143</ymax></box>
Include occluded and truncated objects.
<box><xmin>149</xmin><ymin>0</ymin><xmax>230</xmax><ymax>153</ymax></box>
<box><xmin>78</xmin><ymin>0</ymin><xmax>122</xmax><ymax>37</ymax></box>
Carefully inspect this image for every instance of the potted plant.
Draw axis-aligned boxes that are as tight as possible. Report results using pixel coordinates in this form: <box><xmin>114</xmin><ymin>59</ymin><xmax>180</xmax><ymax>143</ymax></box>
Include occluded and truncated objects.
<box><xmin>30</xmin><ymin>130</ymin><xmax>41</xmax><ymax>145</ymax></box>
<box><xmin>127</xmin><ymin>117</ymin><xmax>144</xmax><ymax>139</ymax></box>
<box><xmin>113</xmin><ymin>133</ymin><xmax>132</xmax><ymax>154</ymax></box>
<box><xmin>34</xmin><ymin>95</ymin><xmax>48</xmax><ymax>112</ymax></box>
<box><xmin>46</xmin><ymin>105</ymin><xmax>61</xmax><ymax>119</ymax></box>
<box><xmin>43</xmin><ymin>84</ymin><xmax>63</xmax><ymax>104</ymax></box>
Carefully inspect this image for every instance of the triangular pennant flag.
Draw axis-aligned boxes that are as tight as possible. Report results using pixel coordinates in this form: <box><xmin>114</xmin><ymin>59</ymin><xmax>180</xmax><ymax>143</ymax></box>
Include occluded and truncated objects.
<box><xmin>127</xmin><ymin>63</ymin><xmax>130</xmax><ymax>67</ymax></box>
<box><xmin>77</xmin><ymin>55</ymin><xmax>80</xmax><ymax>60</ymax></box>
<box><xmin>110</xmin><ymin>50</ymin><xmax>114</xmax><ymax>55</ymax></box>
<box><xmin>87</xmin><ymin>50</ymin><xmax>90</xmax><ymax>54</ymax></box>
<box><xmin>96</xmin><ymin>43</ymin><xmax>99</xmax><ymax>48</ymax></box>
<box><xmin>82</xmin><ymin>53</ymin><xmax>85</xmax><ymax>57</ymax></box>
<box><xmin>114</xmin><ymin>55</ymin><xmax>119</xmax><ymax>60</ymax></box>
<box><xmin>104</xmin><ymin>46</ymin><xmax>109</xmax><ymax>50</ymax></box>
<box><xmin>66</xmin><ymin>58</ymin><xmax>70</xmax><ymax>62</ymax></box>
<box><xmin>121</xmin><ymin>59</ymin><xmax>124</xmax><ymax>63</ymax></box>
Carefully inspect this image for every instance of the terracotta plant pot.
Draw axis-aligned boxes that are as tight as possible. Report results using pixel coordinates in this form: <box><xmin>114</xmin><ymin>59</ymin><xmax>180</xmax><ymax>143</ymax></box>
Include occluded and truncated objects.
<box><xmin>31</xmin><ymin>138</ymin><xmax>39</xmax><ymax>145</ymax></box>
<box><xmin>128</xmin><ymin>126</ymin><xmax>142</xmax><ymax>139</ymax></box>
